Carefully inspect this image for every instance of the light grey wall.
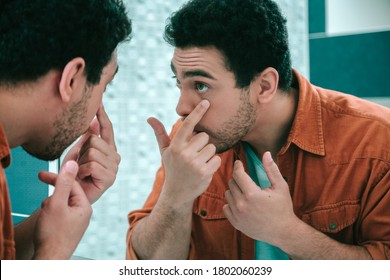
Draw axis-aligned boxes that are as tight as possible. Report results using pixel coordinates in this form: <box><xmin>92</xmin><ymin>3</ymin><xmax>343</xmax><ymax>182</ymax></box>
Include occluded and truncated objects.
<box><xmin>326</xmin><ymin>0</ymin><xmax>390</xmax><ymax>35</ymax></box>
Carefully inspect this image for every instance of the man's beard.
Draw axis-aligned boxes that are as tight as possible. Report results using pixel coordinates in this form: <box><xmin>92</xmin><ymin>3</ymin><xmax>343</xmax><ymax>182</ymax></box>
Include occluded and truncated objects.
<box><xmin>24</xmin><ymin>87</ymin><xmax>91</xmax><ymax>161</ymax></box>
<box><xmin>198</xmin><ymin>88</ymin><xmax>257</xmax><ymax>154</ymax></box>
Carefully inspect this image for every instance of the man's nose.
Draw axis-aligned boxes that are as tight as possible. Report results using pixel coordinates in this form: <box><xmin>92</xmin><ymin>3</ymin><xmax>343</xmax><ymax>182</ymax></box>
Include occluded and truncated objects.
<box><xmin>176</xmin><ymin>90</ymin><xmax>201</xmax><ymax>117</ymax></box>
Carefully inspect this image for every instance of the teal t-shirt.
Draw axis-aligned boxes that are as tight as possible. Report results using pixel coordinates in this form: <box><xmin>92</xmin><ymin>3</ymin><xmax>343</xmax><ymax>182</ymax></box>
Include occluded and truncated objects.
<box><xmin>243</xmin><ymin>142</ymin><xmax>289</xmax><ymax>260</ymax></box>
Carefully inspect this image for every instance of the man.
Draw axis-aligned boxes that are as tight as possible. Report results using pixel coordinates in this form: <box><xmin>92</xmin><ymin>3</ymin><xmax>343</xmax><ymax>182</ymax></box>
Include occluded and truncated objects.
<box><xmin>127</xmin><ymin>0</ymin><xmax>390</xmax><ymax>259</ymax></box>
<box><xmin>0</xmin><ymin>0</ymin><xmax>131</xmax><ymax>259</ymax></box>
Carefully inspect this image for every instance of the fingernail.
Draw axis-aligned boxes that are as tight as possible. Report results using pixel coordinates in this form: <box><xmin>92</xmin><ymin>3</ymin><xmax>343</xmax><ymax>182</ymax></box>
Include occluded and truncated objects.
<box><xmin>264</xmin><ymin>152</ymin><xmax>273</xmax><ymax>163</ymax></box>
<box><xmin>62</xmin><ymin>160</ymin><xmax>78</xmax><ymax>174</ymax></box>
<box><xmin>200</xmin><ymin>99</ymin><xmax>210</xmax><ymax>108</ymax></box>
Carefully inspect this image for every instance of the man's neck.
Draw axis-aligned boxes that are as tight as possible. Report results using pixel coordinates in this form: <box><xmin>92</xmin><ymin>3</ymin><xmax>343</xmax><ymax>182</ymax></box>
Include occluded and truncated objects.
<box><xmin>244</xmin><ymin>86</ymin><xmax>299</xmax><ymax>160</ymax></box>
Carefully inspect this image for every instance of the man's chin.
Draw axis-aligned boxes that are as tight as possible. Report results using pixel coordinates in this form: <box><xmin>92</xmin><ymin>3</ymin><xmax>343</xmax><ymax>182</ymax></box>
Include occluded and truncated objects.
<box><xmin>22</xmin><ymin>146</ymin><xmax>63</xmax><ymax>162</ymax></box>
<box><xmin>214</xmin><ymin>142</ymin><xmax>236</xmax><ymax>154</ymax></box>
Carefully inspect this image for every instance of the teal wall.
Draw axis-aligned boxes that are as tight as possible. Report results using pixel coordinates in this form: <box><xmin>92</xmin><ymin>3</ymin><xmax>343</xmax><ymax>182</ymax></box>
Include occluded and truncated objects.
<box><xmin>309</xmin><ymin>0</ymin><xmax>326</xmax><ymax>34</ymax></box>
<box><xmin>4</xmin><ymin>147</ymin><xmax>49</xmax><ymax>224</ymax></box>
<box><xmin>310</xmin><ymin>31</ymin><xmax>390</xmax><ymax>97</ymax></box>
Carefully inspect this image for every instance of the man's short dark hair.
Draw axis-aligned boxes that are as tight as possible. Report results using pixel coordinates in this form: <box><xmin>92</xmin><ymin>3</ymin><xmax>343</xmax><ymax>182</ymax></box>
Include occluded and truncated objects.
<box><xmin>164</xmin><ymin>0</ymin><xmax>292</xmax><ymax>90</ymax></box>
<box><xmin>0</xmin><ymin>0</ymin><xmax>132</xmax><ymax>85</ymax></box>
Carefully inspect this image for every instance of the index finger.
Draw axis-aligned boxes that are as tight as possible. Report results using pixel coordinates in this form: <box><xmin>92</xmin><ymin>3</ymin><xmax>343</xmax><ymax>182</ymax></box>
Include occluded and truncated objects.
<box><xmin>262</xmin><ymin>151</ymin><xmax>285</xmax><ymax>187</ymax></box>
<box><xmin>52</xmin><ymin>161</ymin><xmax>79</xmax><ymax>206</ymax></box>
<box><xmin>96</xmin><ymin>103</ymin><xmax>116</xmax><ymax>149</ymax></box>
<box><xmin>232</xmin><ymin>160</ymin><xmax>258</xmax><ymax>193</ymax></box>
<box><xmin>173</xmin><ymin>99</ymin><xmax>210</xmax><ymax>143</ymax></box>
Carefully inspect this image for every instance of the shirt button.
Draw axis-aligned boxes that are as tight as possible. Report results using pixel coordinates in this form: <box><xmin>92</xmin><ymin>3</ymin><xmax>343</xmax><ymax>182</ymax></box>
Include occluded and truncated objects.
<box><xmin>200</xmin><ymin>210</ymin><xmax>207</xmax><ymax>217</ymax></box>
<box><xmin>329</xmin><ymin>222</ymin><xmax>337</xmax><ymax>230</ymax></box>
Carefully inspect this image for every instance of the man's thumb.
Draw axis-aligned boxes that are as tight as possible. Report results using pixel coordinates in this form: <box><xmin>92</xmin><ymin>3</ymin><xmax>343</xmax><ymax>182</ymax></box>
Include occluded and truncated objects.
<box><xmin>147</xmin><ymin>117</ymin><xmax>171</xmax><ymax>154</ymax></box>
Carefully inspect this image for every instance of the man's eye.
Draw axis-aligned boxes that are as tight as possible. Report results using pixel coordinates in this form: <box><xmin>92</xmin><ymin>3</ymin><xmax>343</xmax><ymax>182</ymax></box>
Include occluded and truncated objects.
<box><xmin>196</xmin><ymin>82</ymin><xmax>209</xmax><ymax>93</ymax></box>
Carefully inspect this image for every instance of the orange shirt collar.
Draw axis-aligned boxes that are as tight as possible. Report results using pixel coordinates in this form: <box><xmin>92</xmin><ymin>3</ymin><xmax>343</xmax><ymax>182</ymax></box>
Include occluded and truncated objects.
<box><xmin>0</xmin><ymin>123</ymin><xmax>11</xmax><ymax>168</ymax></box>
<box><xmin>279</xmin><ymin>70</ymin><xmax>325</xmax><ymax>157</ymax></box>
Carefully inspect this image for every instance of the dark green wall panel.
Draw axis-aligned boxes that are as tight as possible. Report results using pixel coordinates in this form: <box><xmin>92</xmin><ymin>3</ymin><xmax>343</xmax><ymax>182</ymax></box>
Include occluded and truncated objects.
<box><xmin>309</xmin><ymin>31</ymin><xmax>390</xmax><ymax>97</ymax></box>
<box><xmin>5</xmin><ymin>147</ymin><xmax>49</xmax><ymax>218</ymax></box>
<box><xmin>309</xmin><ymin>0</ymin><xmax>326</xmax><ymax>34</ymax></box>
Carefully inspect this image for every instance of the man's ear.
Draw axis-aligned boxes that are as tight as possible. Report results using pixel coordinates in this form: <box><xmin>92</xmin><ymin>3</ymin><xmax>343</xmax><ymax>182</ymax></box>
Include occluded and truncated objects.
<box><xmin>250</xmin><ymin>67</ymin><xmax>279</xmax><ymax>104</ymax></box>
<box><xmin>58</xmin><ymin>57</ymin><xmax>86</xmax><ymax>103</ymax></box>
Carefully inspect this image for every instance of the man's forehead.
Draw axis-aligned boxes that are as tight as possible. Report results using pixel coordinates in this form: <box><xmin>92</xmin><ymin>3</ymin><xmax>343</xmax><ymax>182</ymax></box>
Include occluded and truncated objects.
<box><xmin>172</xmin><ymin>47</ymin><xmax>225</xmax><ymax>70</ymax></box>
<box><xmin>173</xmin><ymin>46</ymin><xmax>222</xmax><ymax>59</ymax></box>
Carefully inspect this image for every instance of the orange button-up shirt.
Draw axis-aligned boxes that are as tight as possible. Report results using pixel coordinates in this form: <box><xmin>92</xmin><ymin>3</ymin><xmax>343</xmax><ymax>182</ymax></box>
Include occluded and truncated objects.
<box><xmin>127</xmin><ymin>71</ymin><xmax>390</xmax><ymax>260</ymax></box>
<box><xmin>0</xmin><ymin>123</ymin><xmax>15</xmax><ymax>259</ymax></box>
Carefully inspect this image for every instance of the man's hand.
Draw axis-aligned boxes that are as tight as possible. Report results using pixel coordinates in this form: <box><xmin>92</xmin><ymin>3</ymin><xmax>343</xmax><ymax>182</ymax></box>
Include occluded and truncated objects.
<box><xmin>129</xmin><ymin>100</ymin><xmax>221</xmax><ymax>260</ymax></box>
<box><xmin>147</xmin><ymin>99</ymin><xmax>221</xmax><ymax>206</ymax></box>
<box><xmin>223</xmin><ymin>152</ymin><xmax>297</xmax><ymax>246</ymax></box>
<box><xmin>33</xmin><ymin>160</ymin><xmax>92</xmax><ymax>259</ymax></box>
<box><xmin>39</xmin><ymin>104</ymin><xmax>121</xmax><ymax>204</ymax></box>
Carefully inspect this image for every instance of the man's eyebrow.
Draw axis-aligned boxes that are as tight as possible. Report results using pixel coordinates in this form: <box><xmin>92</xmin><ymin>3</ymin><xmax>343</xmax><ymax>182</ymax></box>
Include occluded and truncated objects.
<box><xmin>183</xmin><ymin>69</ymin><xmax>215</xmax><ymax>80</ymax></box>
<box><xmin>170</xmin><ymin>62</ymin><xmax>215</xmax><ymax>80</ymax></box>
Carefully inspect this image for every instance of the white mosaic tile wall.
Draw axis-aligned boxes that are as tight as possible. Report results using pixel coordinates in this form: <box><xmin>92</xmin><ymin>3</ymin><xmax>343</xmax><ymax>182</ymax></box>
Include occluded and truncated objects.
<box><xmin>73</xmin><ymin>0</ymin><xmax>309</xmax><ymax>260</ymax></box>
